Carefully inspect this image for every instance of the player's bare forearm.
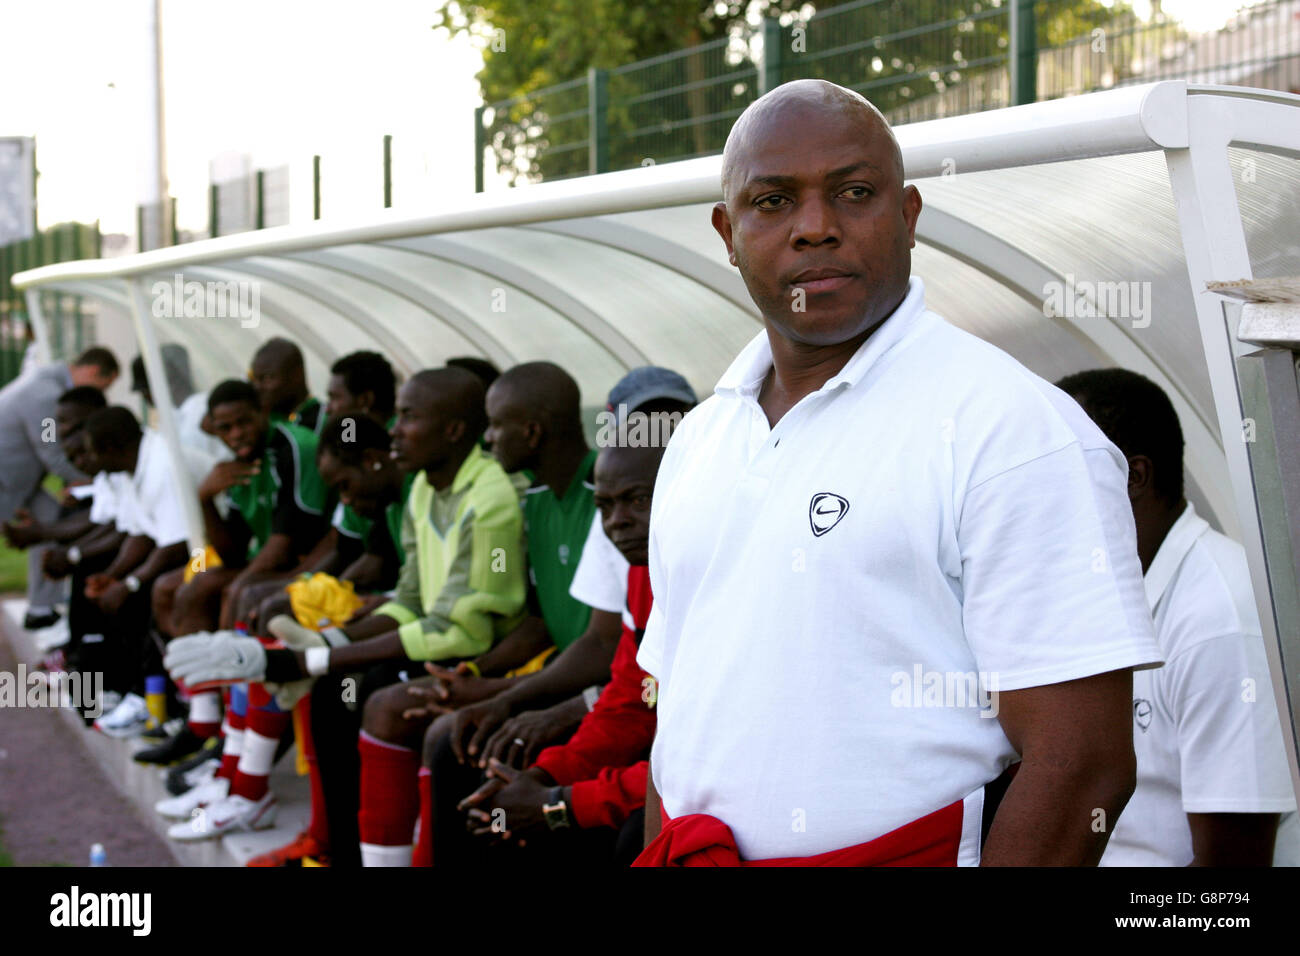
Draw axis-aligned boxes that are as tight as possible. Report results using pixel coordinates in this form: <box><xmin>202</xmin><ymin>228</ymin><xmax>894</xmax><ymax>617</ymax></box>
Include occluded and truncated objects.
<box><xmin>497</xmin><ymin>610</ymin><xmax>621</xmax><ymax>712</ymax></box>
<box><xmin>102</xmin><ymin>535</ymin><xmax>154</xmax><ymax>580</ymax></box>
<box><xmin>1188</xmin><ymin>812</ymin><xmax>1280</xmax><ymax>866</ymax></box>
<box><xmin>243</xmin><ymin>532</ymin><xmax>295</xmax><ymax>577</ymax></box>
<box><xmin>307</xmin><ymin>630</ymin><xmax>406</xmax><ymax>673</ymax></box>
<box><xmin>202</xmin><ymin>498</ymin><xmax>245</xmax><ymax>566</ymax></box>
<box><xmin>79</xmin><ymin>528</ymin><xmax>128</xmax><ymax>563</ymax></box>
<box><xmin>981</xmin><ymin>669</ymin><xmax>1137</xmax><ymax>866</ymax></box>
<box><xmin>36</xmin><ymin>511</ymin><xmax>95</xmax><ymax>544</ymax></box>
<box><xmin>131</xmin><ymin>541</ymin><xmax>189</xmax><ymax>587</ymax></box>
<box><xmin>339</xmin><ymin>552</ymin><xmax>385</xmax><ymax>589</ymax></box>
<box><xmin>474</xmin><ymin>615</ymin><xmax>551</xmax><ymax>676</ymax></box>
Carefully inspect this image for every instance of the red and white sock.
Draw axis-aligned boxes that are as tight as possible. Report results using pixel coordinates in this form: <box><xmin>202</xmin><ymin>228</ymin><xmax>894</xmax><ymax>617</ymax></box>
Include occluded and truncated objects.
<box><xmin>216</xmin><ymin>710</ymin><xmax>244</xmax><ymax>781</ymax></box>
<box><xmin>229</xmin><ymin>684</ymin><xmax>289</xmax><ymax>803</ymax></box>
<box><xmin>186</xmin><ymin>689</ymin><xmax>222</xmax><ymax>738</ymax></box>
<box><xmin>357</xmin><ymin>731</ymin><xmax>420</xmax><ymax>866</ymax></box>
<box><xmin>411</xmin><ymin>767</ymin><xmax>433</xmax><ymax>868</ymax></box>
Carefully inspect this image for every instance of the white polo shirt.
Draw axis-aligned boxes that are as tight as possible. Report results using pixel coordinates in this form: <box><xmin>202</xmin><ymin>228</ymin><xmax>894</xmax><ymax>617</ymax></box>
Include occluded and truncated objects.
<box><xmin>639</xmin><ymin>277</ymin><xmax>1164</xmax><ymax>860</ymax></box>
<box><xmin>88</xmin><ymin>470</ymin><xmax>124</xmax><ymax>526</ymax></box>
<box><xmin>1100</xmin><ymin>503</ymin><xmax>1299</xmax><ymax>867</ymax></box>
<box><xmin>568</xmin><ymin>512</ymin><xmax>629</xmax><ymax>614</ymax></box>
<box><xmin>116</xmin><ymin>430</ymin><xmax>190</xmax><ymax>548</ymax></box>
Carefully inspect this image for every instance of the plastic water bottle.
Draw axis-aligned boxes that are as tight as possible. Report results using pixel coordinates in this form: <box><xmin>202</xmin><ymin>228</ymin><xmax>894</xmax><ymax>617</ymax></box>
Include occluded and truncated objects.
<box><xmin>89</xmin><ymin>843</ymin><xmax>107</xmax><ymax>867</ymax></box>
<box><xmin>145</xmin><ymin>675</ymin><xmax>168</xmax><ymax>728</ymax></box>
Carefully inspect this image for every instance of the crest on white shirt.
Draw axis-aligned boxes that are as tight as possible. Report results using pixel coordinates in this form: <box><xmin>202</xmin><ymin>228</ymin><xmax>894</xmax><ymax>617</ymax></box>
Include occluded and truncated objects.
<box><xmin>809</xmin><ymin>492</ymin><xmax>850</xmax><ymax>537</ymax></box>
<box><xmin>1134</xmin><ymin>698</ymin><xmax>1153</xmax><ymax>732</ymax></box>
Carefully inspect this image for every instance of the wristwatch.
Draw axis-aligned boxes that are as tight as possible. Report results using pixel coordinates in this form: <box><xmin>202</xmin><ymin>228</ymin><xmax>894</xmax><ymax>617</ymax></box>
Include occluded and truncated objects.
<box><xmin>66</xmin><ymin>545</ymin><xmax>82</xmax><ymax>565</ymax></box>
<box><xmin>542</xmin><ymin>787</ymin><xmax>571</xmax><ymax>830</ymax></box>
<box><xmin>124</xmin><ymin>574</ymin><xmax>142</xmax><ymax>593</ymax></box>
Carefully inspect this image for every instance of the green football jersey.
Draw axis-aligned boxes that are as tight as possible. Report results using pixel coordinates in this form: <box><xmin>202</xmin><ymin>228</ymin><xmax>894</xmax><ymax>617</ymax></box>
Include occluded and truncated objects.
<box><xmin>522</xmin><ymin>449</ymin><xmax>597</xmax><ymax>650</ymax></box>
<box><xmin>226</xmin><ymin>421</ymin><xmax>330</xmax><ymax>560</ymax></box>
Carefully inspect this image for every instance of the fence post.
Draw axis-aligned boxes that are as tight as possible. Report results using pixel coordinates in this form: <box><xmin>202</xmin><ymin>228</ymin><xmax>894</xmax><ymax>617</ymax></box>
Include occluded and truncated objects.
<box><xmin>383</xmin><ymin>134</ymin><xmax>393</xmax><ymax>208</ymax></box>
<box><xmin>209</xmin><ymin>182</ymin><xmax>219</xmax><ymax>238</ymax></box>
<box><xmin>137</xmin><ymin>205</ymin><xmax>146</xmax><ymax>253</ymax></box>
<box><xmin>1010</xmin><ymin>0</ymin><xmax>1037</xmax><ymax>105</ymax></box>
<box><xmin>474</xmin><ymin>105</ymin><xmax>486</xmax><ymax>194</ymax></box>
<box><xmin>761</xmin><ymin>18</ymin><xmax>783</xmax><ymax>94</ymax></box>
<box><xmin>313</xmin><ymin>155</ymin><xmax>322</xmax><ymax>220</ymax></box>
<box><xmin>255</xmin><ymin>169</ymin><xmax>266</xmax><ymax>229</ymax></box>
<box><xmin>588</xmin><ymin>68</ymin><xmax>609</xmax><ymax>175</ymax></box>
<box><xmin>170</xmin><ymin>196</ymin><xmax>178</xmax><ymax>246</ymax></box>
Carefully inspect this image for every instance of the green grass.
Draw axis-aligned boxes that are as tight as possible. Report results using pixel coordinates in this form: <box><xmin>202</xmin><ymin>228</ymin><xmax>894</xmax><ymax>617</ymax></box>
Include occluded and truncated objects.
<box><xmin>0</xmin><ymin>541</ymin><xmax>26</xmax><ymax>594</ymax></box>
<box><xmin>0</xmin><ymin>820</ymin><xmax>14</xmax><ymax>868</ymax></box>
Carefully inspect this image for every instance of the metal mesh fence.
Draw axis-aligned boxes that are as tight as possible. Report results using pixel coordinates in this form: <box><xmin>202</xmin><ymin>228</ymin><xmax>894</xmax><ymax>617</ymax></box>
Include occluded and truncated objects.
<box><xmin>607</xmin><ymin>35</ymin><xmax>760</xmax><ymax>169</ymax></box>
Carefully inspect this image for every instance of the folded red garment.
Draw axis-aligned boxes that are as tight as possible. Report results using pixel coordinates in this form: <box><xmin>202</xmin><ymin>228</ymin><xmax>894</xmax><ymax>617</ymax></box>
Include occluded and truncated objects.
<box><xmin>633</xmin><ymin>799</ymin><xmax>965</xmax><ymax>867</ymax></box>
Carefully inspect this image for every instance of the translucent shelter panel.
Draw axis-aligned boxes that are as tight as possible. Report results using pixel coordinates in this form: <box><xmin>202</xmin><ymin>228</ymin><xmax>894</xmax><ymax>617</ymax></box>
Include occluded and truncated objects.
<box><xmin>285</xmin><ymin>245</ymin><xmax>505</xmax><ymax>374</ymax></box>
<box><xmin>916</xmin><ymin>151</ymin><xmax>1216</xmax><ymax>427</ymax></box>
<box><xmin>910</xmin><ymin>243</ymin><xmax>1225</xmax><ymax>534</ymax></box>
<box><xmin>422</xmin><ymin>225</ymin><xmax>762</xmax><ymax>399</ymax></box>
<box><xmin>373</xmin><ymin>237</ymin><xmax>634</xmax><ymax>408</ymax></box>
<box><xmin>140</xmin><ymin>267</ymin><xmax>346</xmax><ymax>395</ymax></box>
<box><xmin>910</xmin><ymin>244</ymin><xmax>1101</xmax><ymax>383</ymax></box>
<box><xmin>1228</xmin><ymin>148</ymin><xmax>1300</xmax><ymax>280</ymax></box>
<box><xmin>602</xmin><ymin>203</ymin><xmax>734</xmax><ymax>267</ymax></box>
<box><xmin>236</xmin><ymin>255</ymin><xmax>473</xmax><ymax>377</ymax></box>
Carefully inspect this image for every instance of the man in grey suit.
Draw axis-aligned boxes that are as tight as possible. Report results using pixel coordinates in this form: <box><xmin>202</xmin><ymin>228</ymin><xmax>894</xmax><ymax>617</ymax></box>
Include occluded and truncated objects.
<box><xmin>0</xmin><ymin>346</ymin><xmax>119</xmax><ymax>627</ymax></box>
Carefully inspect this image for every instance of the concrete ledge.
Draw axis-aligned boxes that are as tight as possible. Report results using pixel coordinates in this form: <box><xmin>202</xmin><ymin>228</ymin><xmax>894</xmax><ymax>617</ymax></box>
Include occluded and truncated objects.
<box><xmin>3</xmin><ymin>598</ymin><xmax>310</xmax><ymax>867</ymax></box>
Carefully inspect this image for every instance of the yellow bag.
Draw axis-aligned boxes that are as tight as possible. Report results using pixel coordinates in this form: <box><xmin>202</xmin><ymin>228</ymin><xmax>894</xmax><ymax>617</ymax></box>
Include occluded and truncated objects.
<box><xmin>286</xmin><ymin>572</ymin><xmax>364</xmax><ymax>629</ymax></box>
<box><xmin>183</xmin><ymin>545</ymin><xmax>223</xmax><ymax>584</ymax></box>
<box><xmin>505</xmin><ymin>645</ymin><xmax>558</xmax><ymax>679</ymax></box>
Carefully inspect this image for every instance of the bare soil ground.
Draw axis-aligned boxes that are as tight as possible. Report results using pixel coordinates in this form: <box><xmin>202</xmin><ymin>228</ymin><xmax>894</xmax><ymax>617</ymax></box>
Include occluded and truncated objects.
<box><xmin>0</xmin><ymin>621</ymin><xmax>174</xmax><ymax>867</ymax></box>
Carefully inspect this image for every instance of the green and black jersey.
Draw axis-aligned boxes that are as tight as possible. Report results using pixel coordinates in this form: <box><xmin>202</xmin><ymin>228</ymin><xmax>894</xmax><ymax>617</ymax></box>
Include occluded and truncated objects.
<box><xmin>272</xmin><ymin>395</ymin><xmax>325</xmax><ymax>435</ymax></box>
<box><xmin>226</xmin><ymin>421</ymin><xmax>331</xmax><ymax>561</ymax></box>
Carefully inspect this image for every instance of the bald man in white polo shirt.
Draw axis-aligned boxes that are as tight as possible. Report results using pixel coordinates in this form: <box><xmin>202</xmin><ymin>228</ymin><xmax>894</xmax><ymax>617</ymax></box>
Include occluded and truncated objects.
<box><xmin>635</xmin><ymin>80</ymin><xmax>1164</xmax><ymax>866</ymax></box>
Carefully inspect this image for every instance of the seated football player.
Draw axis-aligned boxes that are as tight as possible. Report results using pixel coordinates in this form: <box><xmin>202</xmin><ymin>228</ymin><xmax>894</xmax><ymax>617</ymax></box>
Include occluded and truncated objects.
<box><xmin>351</xmin><ymin>361</ymin><xmax>612</xmax><ymax>864</ymax></box>
<box><xmin>71</xmin><ymin>407</ymin><xmax>191</xmax><ymax>737</ymax></box>
<box><xmin>231</xmin><ymin>349</ymin><xmax>401</xmax><ymax>633</ymax></box>
<box><xmin>432</xmin><ymin>440</ymin><xmax>667</xmax><ymax>867</ymax></box>
<box><xmin>253</xmin><ymin>337</ymin><xmax>325</xmax><ymax>433</ymax></box>
<box><xmin>164</xmin><ymin>367</ymin><xmax>527</xmax><ymax>863</ymax></box>
<box><xmin>139</xmin><ymin>379</ymin><xmax>332</xmax><ymax>773</ymax></box>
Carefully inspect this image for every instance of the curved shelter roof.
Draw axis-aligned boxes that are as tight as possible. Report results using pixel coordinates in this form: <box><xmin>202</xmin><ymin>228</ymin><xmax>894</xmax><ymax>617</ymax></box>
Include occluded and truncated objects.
<box><xmin>14</xmin><ymin>81</ymin><xmax>1300</xmax><ymax>787</ymax></box>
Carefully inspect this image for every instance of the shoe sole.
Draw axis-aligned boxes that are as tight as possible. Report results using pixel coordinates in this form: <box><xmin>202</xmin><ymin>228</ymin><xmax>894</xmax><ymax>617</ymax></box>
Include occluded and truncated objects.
<box><xmin>169</xmin><ymin>803</ymin><xmax>277</xmax><ymax>841</ymax></box>
<box><xmin>96</xmin><ymin>722</ymin><xmax>150</xmax><ymax>739</ymax></box>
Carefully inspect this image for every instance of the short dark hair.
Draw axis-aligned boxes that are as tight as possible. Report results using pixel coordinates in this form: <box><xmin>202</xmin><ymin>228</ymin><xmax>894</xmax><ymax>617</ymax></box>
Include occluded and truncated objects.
<box><xmin>446</xmin><ymin>357</ymin><xmax>500</xmax><ymax>390</ymax></box>
<box><xmin>83</xmin><ymin>406</ymin><xmax>142</xmax><ymax>450</ymax></box>
<box><xmin>317</xmin><ymin>413</ymin><xmax>392</xmax><ymax>467</ymax></box>
<box><xmin>330</xmin><ymin>351</ymin><xmax>397</xmax><ymax>418</ymax></box>
<box><xmin>208</xmin><ymin>379</ymin><xmax>261</xmax><ymax>415</ymax></box>
<box><xmin>1055</xmin><ymin>368</ymin><xmax>1185</xmax><ymax>505</ymax></box>
<box><xmin>57</xmin><ymin>386</ymin><xmax>108</xmax><ymax>412</ymax></box>
<box><xmin>72</xmin><ymin>347</ymin><xmax>120</xmax><ymax>378</ymax></box>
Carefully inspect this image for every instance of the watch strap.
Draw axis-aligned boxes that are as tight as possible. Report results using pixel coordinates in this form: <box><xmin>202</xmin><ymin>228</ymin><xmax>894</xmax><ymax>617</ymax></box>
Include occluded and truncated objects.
<box><xmin>542</xmin><ymin>786</ymin><xmax>571</xmax><ymax>830</ymax></box>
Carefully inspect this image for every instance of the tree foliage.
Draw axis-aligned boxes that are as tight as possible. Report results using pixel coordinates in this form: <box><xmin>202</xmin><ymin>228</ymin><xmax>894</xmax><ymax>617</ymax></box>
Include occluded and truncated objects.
<box><xmin>437</xmin><ymin>0</ymin><xmax>1144</xmax><ymax>184</ymax></box>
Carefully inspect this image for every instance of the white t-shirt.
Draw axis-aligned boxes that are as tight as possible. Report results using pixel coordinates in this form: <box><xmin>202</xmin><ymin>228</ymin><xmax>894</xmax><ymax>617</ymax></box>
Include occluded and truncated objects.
<box><xmin>88</xmin><ymin>471</ymin><xmax>125</xmax><ymax>526</ymax></box>
<box><xmin>115</xmin><ymin>429</ymin><xmax>189</xmax><ymax>548</ymax></box>
<box><xmin>638</xmin><ymin>276</ymin><xmax>1164</xmax><ymax>860</ymax></box>
<box><xmin>568</xmin><ymin>511</ymin><xmax>629</xmax><ymax>614</ymax></box>
<box><xmin>1100</xmin><ymin>503</ymin><xmax>1299</xmax><ymax>867</ymax></box>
